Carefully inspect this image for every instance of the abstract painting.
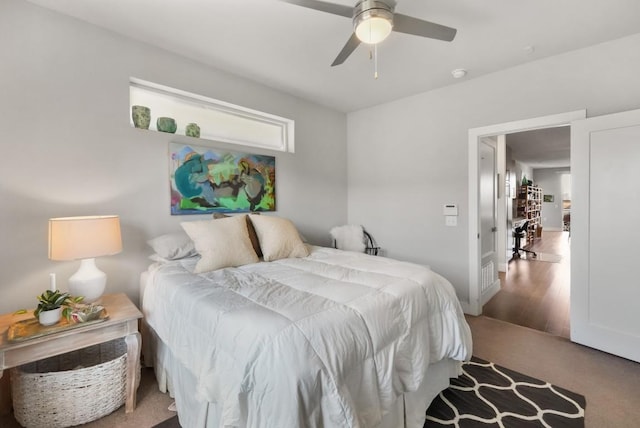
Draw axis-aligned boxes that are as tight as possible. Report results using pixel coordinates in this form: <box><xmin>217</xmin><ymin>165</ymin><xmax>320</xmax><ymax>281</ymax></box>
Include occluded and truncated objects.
<box><xmin>170</xmin><ymin>142</ymin><xmax>275</xmax><ymax>215</ymax></box>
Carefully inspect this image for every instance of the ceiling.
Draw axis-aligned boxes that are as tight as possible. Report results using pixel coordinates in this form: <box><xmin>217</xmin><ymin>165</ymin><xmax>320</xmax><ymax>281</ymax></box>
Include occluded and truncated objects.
<box><xmin>507</xmin><ymin>126</ymin><xmax>570</xmax><ymax>169</ymax></box>
<box><xmin>26</xmin><ymin>0</ymin><xmax>640</xmax><ymax>113</ymax></box>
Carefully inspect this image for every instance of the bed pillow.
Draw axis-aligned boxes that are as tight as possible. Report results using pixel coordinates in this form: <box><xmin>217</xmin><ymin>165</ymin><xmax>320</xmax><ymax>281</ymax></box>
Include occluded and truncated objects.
<box><xmin>181</xmin><ymin>215</ymin><xmax>259</xmax><ymax>273</ymax></box>
<box><xmin>213</xmin><ymin>212</ymin><xmax>262</xmax><ymax>258</ymax></box>
<box><xmin>330</xmin><ymin>225</ymin><xmax>366</xmax><ymax>252</ymax></box>
<box><xmin>248</xmin><ymin>215</ymin><xmax>309</xmax><ymax>262</ymax></box>
<box><xmin>147</xmin><ymin>231</ymin><xmax>197</xmax><ymax>260</ymax></box>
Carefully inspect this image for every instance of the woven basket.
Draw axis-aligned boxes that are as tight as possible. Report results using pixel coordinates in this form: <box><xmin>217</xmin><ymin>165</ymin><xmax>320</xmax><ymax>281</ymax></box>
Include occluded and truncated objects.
<box><xmin>10</xmin><ymin>338</ymin><xmax>128</xmax><ymax>428</ymax></box>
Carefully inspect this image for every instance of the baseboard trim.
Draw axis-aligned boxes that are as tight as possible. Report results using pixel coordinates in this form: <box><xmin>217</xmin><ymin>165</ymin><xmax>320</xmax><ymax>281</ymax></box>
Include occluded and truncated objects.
<box><xmin>460</xmin><ymin>301</ymin><xmax>478</xmax><ymax>316</ymax></box>
<box><xmin>480</xmin><ymin>279</ymin><xmax>501</xmax><ymax>306</ymax></box>
<box><xmin>461</xmin><ymin>278</ymin><xmax>501</xmax><ymax>316</ymax></box>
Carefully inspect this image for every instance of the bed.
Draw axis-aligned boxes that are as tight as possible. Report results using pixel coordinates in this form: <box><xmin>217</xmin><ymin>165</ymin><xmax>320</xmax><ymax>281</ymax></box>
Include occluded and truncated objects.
<box><xmin>141</xmin><ymin>215</ymin><xmax>472</xmax><ymax>428</ymax></box>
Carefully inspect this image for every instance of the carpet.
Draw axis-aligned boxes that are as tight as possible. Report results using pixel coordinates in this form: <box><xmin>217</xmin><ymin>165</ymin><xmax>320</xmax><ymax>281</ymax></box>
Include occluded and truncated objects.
<box><xmin>153</xmin><ymin>358</ymin><xmax>586</xmax><ymax>428</ymax></box>
<box><xmin>425</xmin><ymin>357</ymin><xmax>585</xmax><ymax>427</ymax></box>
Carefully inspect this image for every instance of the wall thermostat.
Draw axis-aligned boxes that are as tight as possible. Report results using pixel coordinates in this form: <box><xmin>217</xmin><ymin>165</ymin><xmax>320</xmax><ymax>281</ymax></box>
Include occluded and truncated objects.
<box><xmin>443</xmin><ymin>204</ymin><xmax>458</xmax><ymax>216</ymax></box>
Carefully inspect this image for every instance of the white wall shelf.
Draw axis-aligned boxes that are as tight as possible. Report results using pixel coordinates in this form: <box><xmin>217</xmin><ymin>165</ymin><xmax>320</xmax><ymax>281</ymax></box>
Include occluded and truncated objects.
<box><xmin>129</xmin><ymin>78</ymin><xmax>295</xmax><ymax>152</ymax></box>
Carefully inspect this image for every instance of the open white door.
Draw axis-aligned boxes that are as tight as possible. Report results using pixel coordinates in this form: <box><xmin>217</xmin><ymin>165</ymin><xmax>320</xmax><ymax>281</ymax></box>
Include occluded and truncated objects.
<box><xmin>479</xmin><ymin>138</ymin><xmax>500</xmax><ymax>306</ymax></box>
<box><xmin>571</xmin><ymin>108</ymin><xmax>640</xmax><ymax>362</ymax></box>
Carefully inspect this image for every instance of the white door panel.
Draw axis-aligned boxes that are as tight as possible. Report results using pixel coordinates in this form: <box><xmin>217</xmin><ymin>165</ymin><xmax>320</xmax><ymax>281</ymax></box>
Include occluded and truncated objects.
<box><xmin>571</xmin><ymin>109</ymin><xmax>640</xmax><ymax>362</ymax></box>
<box><xmin>480</xmin><ymin>141</ymin><xmax>496</xmax><ymax>258</ymax></box>
<box><xmin>479</xmin><ymin>138</ymin><xmax>499</xmax><ymax>302</ymax></box>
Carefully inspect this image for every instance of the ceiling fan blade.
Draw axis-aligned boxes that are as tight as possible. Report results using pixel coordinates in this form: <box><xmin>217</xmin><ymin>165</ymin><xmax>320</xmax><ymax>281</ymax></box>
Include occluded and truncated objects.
<box><xmin>331</xmin><ymin>33</ymin><xmax>361</xmax><ymax>66</ymax></box>
<box><xmin>280</xmin><ymin>0</ymin><xmax>352</xmax><ymax>18</ymax></box>
<box><xmin>393</xmin><ymin>13</ymin><xmax>457</xmax><ymax>42</ymax></box>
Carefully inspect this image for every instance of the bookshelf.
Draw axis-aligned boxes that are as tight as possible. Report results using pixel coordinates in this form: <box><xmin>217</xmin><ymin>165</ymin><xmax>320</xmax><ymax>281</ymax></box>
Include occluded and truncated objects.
<box><xmin>516</xmin><ymin>184</ymin><xmax>542</xmax><ymax>242</ymax></box>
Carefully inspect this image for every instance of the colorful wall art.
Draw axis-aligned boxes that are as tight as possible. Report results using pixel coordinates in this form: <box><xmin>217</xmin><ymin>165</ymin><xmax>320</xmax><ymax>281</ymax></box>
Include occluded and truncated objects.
<box><xmin>170</xmin><ymin>143</ymin><xmax>276</xmax><ymax>215</ymax></box>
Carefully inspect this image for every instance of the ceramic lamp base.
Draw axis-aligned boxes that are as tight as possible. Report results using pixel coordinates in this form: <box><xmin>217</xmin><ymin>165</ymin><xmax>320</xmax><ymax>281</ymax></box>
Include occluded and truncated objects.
<box><xmin>68</xmin><ymin>258</ymin><xmax>106</xmax><ymax>303</ymax></box>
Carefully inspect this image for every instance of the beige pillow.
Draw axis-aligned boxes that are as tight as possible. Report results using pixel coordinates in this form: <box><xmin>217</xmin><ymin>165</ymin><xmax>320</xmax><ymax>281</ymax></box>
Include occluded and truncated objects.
<box><xmin>248</xmin><ymin>215</ymin><xmax>309</xmax><ymax>262</ymax></box>
<box><xmin>181</xmin><ymin>215</ymin><xmax>259</xmax><ymax>273</ymax></box>
<box><xmin>213</xmin><ymin>212</ymin><xmax>262</xmax><ymax>258</ymax></box>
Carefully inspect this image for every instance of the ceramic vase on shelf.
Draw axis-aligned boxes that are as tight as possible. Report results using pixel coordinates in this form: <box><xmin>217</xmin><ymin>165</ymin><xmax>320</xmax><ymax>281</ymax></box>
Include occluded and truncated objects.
<box><xmin>157</xmin><ymin>117</ymin><xmax>177</xmax><ymax>133</ymax></box>
<box><xmin>185</xmin><ymin>123</ymin><xmax>200</xmax><ymax>138</ymax></box>
<box><xmin>131</xmin><ymin>105</ymin><xmax>151</xmax><ymax>129</ymax></box>
<box><xmin>38</xmin><ymin>307</ymin><xmax>62</xmax><ymax>326</ymax></box>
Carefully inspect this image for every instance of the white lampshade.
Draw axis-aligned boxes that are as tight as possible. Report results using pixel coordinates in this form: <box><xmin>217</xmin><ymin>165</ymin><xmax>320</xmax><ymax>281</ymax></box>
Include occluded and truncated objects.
<box><xmin>48</xmin><ymin>215</ymin><xmax>122</xmax><ymax>302</ymax></box>
<box><xmin>49</xmin><ymin>215</ymin><xmax>122</xmax><ymax>261</ymax></box>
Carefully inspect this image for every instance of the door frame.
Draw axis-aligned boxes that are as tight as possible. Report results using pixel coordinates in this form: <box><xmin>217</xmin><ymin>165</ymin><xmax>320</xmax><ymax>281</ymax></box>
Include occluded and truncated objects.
<box><xmin>466</xmin><ymin>110</ymin><xmax>586</xmax><ymax>315</ymax></box>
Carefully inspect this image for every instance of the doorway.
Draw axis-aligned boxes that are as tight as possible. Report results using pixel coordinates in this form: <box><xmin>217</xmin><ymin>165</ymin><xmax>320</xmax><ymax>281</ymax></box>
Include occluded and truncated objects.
<box><xmin>466</xmin><ymin>110</ymin><xmax>586</xmax><ymax>317</ymax></box>
<box><xmin>484</xmin><ymin>229</ymin><xmax>571</xmax><ymax>337</ymax></box>
<box><xmin>481</xmin><ymin>128</ymin><xmax>573</xmax><ymax>336</ymax></box>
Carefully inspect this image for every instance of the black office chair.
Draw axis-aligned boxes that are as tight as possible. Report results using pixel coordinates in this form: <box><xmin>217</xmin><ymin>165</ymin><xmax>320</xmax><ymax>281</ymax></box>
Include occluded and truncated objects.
<box><xmin>512</xmin><ymin>221</ymin><xmax>537</xmax><ymax>258</ymax></box>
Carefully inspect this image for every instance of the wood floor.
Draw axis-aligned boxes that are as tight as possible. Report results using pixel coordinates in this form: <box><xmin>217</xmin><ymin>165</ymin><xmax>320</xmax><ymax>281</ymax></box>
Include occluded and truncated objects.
<box><xmin>483</xmin><ymin>230</ymin><xmax>571</xmax><ymax>338</ymax></box>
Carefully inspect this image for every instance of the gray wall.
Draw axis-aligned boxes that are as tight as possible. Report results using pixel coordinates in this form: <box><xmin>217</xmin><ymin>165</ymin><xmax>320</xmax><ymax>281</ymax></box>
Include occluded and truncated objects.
<box><xmin>0</xmin><ymin>1</ymin><xmax>347</xmax><ymax>313</ymax></box>
<box><xmin>347</xmin><ymin>33</ymin><xmax>640</xmax><ymax>304</ymax></box>
<box><xmin>533</xmin><ymin>168</ymin><xmax>567</xmax><ymax>230</ymax></box>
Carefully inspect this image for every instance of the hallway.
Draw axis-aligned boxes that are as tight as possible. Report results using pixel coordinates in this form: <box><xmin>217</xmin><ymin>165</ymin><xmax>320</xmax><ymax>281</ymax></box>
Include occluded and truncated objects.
<box><xmin>483</xmin><ymin>230</ymin><xmax>571</xmax><ymax>338</ymax></box>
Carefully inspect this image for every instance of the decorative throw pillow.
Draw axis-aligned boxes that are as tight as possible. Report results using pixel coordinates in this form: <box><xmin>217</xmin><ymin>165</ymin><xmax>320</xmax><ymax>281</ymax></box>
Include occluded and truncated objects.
<box><xmin>147</xmin><ymin>231</ymin><xmax>197</xmax><ymax>260</ymax></box>
<box><xmin>330</xmin><ymin>225</ymin><xmax>366</xmax><ymax>252</ymax></box>
<box><xmin>181</xmin><ymin>215</ymin><xmax>259</xmax><ymax>273</ymax></box>
<box><xmin>248</xmin><ymin>215</ymin><xmax>309</xmax><ymax>262</ymax></box>
<box><xmin>213</xmin><ymin>212</ymin><xmax>262</xmax><ymax>258</ymax></box>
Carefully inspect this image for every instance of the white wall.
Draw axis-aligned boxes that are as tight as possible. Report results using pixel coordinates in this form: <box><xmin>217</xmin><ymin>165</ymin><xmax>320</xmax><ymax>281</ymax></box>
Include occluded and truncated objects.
<box><xmin>0</xmin><ymin>0</ymin><xmax>347</xmax><ymax>313</ymax></box>
<box><xmin>561</xmin><ymin>173</ymin><xmax>572</xmax><ymax>201</ymax></box>
<box><xmin>533</xmin><ymin>168</ymin><xmax>567</xmax><ymax>230</ymax></box>
<box><xmin>514</xmin><ymin>161</ymin><xmax>534</xmax><ymax>187</ymax></box>
<box><xmin>348</xmin><ymin>33</ymin><xmax>640</xmax><ymax>303</ymax></box>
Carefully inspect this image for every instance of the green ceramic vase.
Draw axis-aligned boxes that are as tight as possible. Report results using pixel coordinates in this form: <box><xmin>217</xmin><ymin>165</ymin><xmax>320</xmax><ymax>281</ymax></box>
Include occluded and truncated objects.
<box><xmin>131</xmin><ymin>105</ymin><xmax>150</xmax><ymax>129</ymax></box>
<box><xmin>185</xmin><ymin>123</ymin><xmax>200</xmax><ymax>138</ymax></box>
<box><xmin>157</xmin><ymin>117</ymin><xmax>177</xmax><ymax>133</ymax></box>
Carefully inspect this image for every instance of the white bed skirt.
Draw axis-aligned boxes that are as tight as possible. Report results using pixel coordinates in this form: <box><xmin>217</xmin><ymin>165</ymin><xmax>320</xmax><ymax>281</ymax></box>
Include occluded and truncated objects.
<box><xmin>142</xmin><ymin>320</ymin><xmax>461</xmax><ymax>428</ymax></box>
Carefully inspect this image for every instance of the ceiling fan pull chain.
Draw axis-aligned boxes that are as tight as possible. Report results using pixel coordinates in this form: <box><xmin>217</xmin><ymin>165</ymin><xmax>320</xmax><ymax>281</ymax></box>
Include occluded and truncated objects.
<box><xmin>374</xmin><ymin>43</ymin><xmax>379</xmax><ymax>79</ymax></box>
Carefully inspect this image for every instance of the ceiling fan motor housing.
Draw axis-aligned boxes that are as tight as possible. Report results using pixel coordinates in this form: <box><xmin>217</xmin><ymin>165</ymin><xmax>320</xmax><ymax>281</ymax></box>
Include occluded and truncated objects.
<box><xmin>353</xmin><ymin>0</ymin><xmax>394</xmax><ymax>44</ymax></box>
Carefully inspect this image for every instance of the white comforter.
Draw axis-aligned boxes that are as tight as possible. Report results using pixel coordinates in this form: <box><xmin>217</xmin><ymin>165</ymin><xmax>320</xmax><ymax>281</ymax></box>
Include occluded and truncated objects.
<box><xmin>143</xmin><ymin>246</ymin><xmax>472</xmax><ymax>428</ymax></box>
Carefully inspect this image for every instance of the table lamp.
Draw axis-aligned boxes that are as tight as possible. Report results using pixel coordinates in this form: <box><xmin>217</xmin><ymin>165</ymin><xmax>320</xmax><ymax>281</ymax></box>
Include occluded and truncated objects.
<box><xmin>48</xmin><ymin>215</ymin><xmax>122</xmax><ymax>302</ymax></box>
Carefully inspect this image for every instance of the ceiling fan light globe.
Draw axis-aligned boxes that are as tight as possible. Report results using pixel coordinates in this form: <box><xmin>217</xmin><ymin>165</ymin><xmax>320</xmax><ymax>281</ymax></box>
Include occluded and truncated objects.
<box><xmin>355</xmin><ymin>16</ymin><xmax>393</xmax><ymax>44</ymax></box>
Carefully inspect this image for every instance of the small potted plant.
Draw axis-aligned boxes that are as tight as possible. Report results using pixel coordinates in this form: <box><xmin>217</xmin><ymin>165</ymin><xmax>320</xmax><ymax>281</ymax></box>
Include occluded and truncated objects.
<box><xmin>34</xmin><ymin>290</ymin><xmax>83</xmax><ymax>326</ymax></box>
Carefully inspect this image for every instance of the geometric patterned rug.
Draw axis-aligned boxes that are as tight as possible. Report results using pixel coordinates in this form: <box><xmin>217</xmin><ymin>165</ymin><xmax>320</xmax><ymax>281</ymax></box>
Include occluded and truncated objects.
<box><xmin>425</xmin><ymin>357</ymin><xmax>586</xmax><ymax>428</ymax></box>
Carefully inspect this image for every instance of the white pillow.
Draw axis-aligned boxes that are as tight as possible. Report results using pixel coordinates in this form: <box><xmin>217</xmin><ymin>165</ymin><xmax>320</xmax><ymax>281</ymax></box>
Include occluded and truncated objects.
<box><xmin>181</xmin><ymin>215</ymin><xmax>259</xmax><ymax>273</ymax></box>
<box><xmin>147</xmin><ymin>231</ymin><xmax>196</xmax><ymax>260</ymax></box>
<box><xmin>330</xmin><ymin>225</ymin><xmax>366</xmax><ymax>252</ymax></box>
<box><xmin>248</xmin><ymin>215</ymin><xmax>309</xmax><ymax>262</ymax></box>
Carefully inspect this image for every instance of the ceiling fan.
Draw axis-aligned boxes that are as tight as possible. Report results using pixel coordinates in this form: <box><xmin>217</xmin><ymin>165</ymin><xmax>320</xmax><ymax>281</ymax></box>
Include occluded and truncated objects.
<box><xmin>281</xmin><ymin>0</ymin><xmax>457</xmax><ymax>66</ymax></box>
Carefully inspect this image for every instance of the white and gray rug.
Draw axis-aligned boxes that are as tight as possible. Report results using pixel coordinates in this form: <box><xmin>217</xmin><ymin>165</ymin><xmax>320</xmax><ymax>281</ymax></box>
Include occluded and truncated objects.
<box><xmin>519</xmin><ymin>252</ymin><xmax>563</xmax><ymax>263</ymax></box>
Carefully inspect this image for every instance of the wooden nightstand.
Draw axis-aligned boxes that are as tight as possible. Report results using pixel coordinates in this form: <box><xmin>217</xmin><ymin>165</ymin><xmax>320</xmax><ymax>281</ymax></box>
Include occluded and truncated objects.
<box><xmin>0</xmin><ymin>293</ymin><xmax>142</xmax><ymax>415</ymax></box>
